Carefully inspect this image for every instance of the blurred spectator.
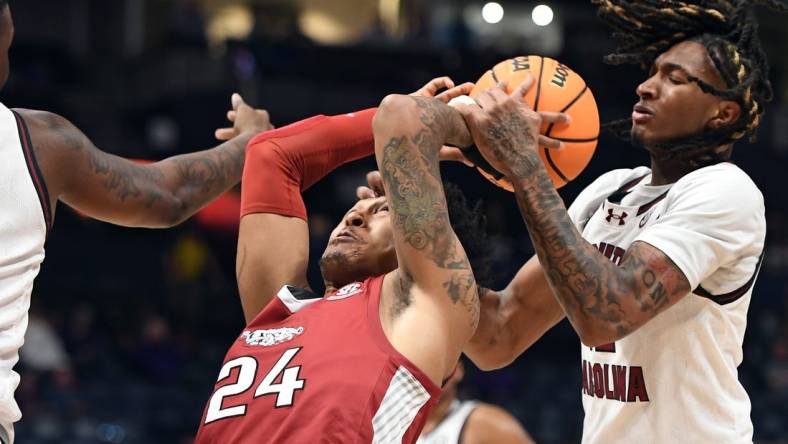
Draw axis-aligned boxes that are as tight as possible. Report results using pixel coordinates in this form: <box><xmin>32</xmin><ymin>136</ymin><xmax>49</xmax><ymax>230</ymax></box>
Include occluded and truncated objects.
<box><xmin>21</xmin><ymin>315</ymin><xmax>70</xmax><ymax>373</ymax></box>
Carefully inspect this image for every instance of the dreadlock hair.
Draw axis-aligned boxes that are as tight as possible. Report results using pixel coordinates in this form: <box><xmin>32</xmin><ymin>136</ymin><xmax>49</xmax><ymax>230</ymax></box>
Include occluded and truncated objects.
<box><xmin>594</xmin><ymin>0</ymin><xmax>787</xmax><ymax>167</ymax></box>
<box><xmin>444</xmin><ymin>182</ymin><xmax>493</xmax><ymax>290</ymax></box>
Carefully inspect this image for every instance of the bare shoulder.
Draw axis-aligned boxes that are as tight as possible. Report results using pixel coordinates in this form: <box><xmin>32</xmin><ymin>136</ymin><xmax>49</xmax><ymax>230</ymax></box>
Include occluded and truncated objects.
<box><xmin>464</xmin><ymin>403</ymin><xmax>534</xmax><ymax>444</ymax></box>
<box><xmin>11</xmin><ymin>108</ymin><xmax>91</xmax><ymax>158</ymax></box>
<box><xmin>13</xmin><ymin>108</ymin><xmax>75</xmax><ymax>134</ymax></box>
<box><xmin>11</xmin><ymin>108</ymin><xmax>90</xmax><ymax>201</ymax></box>
<box><xmin>12</xmin><ymin>108</ymin><xmax>88</xmax><ymax>151</ymax></box>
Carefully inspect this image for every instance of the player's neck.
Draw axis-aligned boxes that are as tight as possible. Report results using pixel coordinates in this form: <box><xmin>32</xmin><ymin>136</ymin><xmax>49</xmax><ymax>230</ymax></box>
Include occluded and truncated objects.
<box><xmin>648</xmin><ymin>154</ymin><xmax>696</xmax><ymax>186</ymax></box>
<box><xmin>648</xmin><ymin>143</ymin><xmax>734</xmax><ymax>185</ymax></box>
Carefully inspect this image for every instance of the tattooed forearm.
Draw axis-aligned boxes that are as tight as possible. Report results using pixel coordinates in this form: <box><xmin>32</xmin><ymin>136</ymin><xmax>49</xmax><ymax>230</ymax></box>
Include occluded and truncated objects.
<box><xmin>381</xmin><ymin>136</ymin><xmax>465</xmax><ymax>269</ymax></box>
<box><xmin>37</xmin><ymin>110</ymin><xmax>250</xmax><ymax>226</ymax></box>
<box><xmin>155</xmin><ymin>136</ymin><xmax>248</xmax><ymax>222</ymax></box>
<box><xmin>375</xmin><ymin>95</ymin><xmax>478</xmax><ymax>325</ymax></box>
<box><xmin>509</xmin><ymin>164</ymin><xmax>688</xmax><ymax>343</ymax></box>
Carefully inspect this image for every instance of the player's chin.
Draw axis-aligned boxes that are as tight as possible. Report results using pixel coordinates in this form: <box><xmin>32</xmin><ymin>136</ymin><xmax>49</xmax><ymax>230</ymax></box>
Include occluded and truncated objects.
<box><xmin>630</xmin><ymin>125</ymin><xmax>666</xmax><ymax>151</ymax></box>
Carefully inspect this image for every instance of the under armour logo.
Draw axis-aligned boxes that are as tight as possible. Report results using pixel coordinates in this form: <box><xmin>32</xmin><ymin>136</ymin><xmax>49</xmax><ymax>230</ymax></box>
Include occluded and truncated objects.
<box><xmin>606</xmin><ymin>209</ymin><xmax>628</xmax><ymax>226</ymax></box>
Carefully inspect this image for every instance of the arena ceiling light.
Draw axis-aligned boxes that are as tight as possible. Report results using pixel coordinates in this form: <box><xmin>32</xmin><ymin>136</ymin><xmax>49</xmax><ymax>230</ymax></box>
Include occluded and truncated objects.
<box><xmin>482</xmin><ymin>2</ymin><xmax>505</xmax><ymax>24</ymax></box>
<box><xmin>299</xmin><ymin>0</ymin><xmax>377</xmax><ymax>45</ymax></box>
<box><xmin>207</xmin><ymin>4</ymin><xmax>255</xmax><ymax>48</ymax></box>
<box><xmin>532</xmin><ymin>4</ymin><xmax>554</xmax><ymax>26</ymax></box>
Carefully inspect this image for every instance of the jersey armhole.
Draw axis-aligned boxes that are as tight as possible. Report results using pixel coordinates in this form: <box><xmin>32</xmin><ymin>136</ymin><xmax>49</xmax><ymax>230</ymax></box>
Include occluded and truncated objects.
<box><xmin>12</xmin><ymin>110</ymin><xmax>52</xmax><ymax>232</ymax></box>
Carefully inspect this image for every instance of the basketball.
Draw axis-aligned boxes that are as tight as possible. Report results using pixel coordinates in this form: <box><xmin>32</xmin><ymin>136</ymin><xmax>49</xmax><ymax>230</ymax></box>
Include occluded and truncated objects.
<box><xmin>469</xmin><ymin>55</ymin><xmax>599</xmax><ymax>190</ymax></box>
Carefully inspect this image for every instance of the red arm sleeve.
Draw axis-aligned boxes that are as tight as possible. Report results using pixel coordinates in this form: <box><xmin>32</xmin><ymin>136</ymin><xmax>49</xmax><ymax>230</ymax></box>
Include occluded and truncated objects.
<box><xmin>240</xmin><ymin>108</ymin><xmax>376</xmax><ymax>220</ymax></box>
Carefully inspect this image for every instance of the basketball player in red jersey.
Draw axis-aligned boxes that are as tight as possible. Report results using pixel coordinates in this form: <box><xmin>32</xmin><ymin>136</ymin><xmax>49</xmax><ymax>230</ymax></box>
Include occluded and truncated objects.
<box><xmin>0</xmin><ymin>2</ymin><xmax>271</xmax><ymax>442</ymax></box>
<box><xmin>193</xmin><ymin>76</ymin><xmax>531</xmax><ymax>443</ymax></box>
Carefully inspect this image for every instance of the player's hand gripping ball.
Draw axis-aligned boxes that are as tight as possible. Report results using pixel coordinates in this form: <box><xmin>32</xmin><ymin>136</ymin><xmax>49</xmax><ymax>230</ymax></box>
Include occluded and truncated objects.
<box><xmin>462</xmin><ymin>56</ymin><xmax>600</xmax><ymax>191</ymax></box>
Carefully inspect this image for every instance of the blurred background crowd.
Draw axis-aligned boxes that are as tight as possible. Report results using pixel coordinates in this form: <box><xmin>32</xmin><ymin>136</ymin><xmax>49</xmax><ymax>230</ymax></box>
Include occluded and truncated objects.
<box><xmin>5</xmin><ymin>0</ymin><xmax>787</xmax><ymax>443</ymax></box>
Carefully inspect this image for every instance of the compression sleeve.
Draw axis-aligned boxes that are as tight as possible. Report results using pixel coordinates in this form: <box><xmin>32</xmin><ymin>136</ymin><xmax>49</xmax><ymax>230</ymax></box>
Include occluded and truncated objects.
<box><xmin>240</xmin><ymin>108</ymin><xmax>377</xmax><ymax>220</ymax></box>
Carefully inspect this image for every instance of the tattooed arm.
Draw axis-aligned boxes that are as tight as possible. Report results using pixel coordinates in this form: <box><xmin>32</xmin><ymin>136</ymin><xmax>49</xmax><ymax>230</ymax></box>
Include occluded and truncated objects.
<box><xmin>16</xmin><ymin>95</ymin><xmax>271</xmax><ymax>228</ymax></box>
<box><xmin>466</xmin><ymin>256</ymin><xmax>565</xmax><ymax>370</ymax></box>
<box><xmin>459</xmin><ymin>81</ymin><xmax>690</xmax><ymax>347</ymax></box>
<box><xmin>373</xmin><ymin>94</ymin><xmax>479</xmax><ymax>384</ymax></box>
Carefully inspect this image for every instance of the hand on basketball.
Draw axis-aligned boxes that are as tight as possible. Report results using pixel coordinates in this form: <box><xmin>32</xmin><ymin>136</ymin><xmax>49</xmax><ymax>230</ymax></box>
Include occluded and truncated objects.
<box><xmin>456</xmin><ymin>75</ymin><xmax>570</xmax><ymax>179</ymax></box>
<box><xmin>410</xmin><ymin>76</ymin><xmax>476</xmax><ymax>104</ymax></box>
<box><xmin>409</xmin><ymin>77</ymin><xmax>477</xmax><ymax>167</ymax></box>
<box><xmin>215</xmin><ymin>93</ymin><xmax>275</xmax><ymax>141</ymax></box>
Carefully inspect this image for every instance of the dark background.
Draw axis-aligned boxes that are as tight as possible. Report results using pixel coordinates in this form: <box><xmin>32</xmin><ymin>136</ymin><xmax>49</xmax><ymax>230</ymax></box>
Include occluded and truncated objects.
<box><xmin>5</xmin><ymin>1</ymin><xmax>787</xmax><ymax>443</ymax></box>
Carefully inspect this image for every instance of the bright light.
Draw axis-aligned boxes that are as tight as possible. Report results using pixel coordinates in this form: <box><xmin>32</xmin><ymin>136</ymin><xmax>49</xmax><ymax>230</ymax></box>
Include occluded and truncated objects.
<box><xmin>532</xmin><ymin>4</ymin><xmax>554</xmax><ymax>26</ymax></box>
<box><xmin>482</xmin><ymin>2</ymin><xmax>505</xmax><ymax>24</ymax></box>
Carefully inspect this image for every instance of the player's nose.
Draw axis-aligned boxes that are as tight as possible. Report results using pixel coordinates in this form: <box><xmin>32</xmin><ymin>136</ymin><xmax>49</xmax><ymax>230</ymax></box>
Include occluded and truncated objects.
<box><xmin>344</xmin><ymin>210</ymin><xmax>366</xmax><ymax>228</ymax></box>
<box><xmin>636</xmin><ymin>75</ymin><xmax>658</xmax><ymax>100</ymax></box>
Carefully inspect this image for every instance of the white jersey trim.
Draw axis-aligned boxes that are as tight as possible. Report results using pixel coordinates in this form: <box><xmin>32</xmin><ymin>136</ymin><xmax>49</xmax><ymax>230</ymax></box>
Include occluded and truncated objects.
<box><xmin>372</xmin><ymin>366</ymin><xmax>431</xmax><ymax>443</ymax></box>
<box><xmin>276</xmin><ymin>286</ymin><xmax>320</xmax><ymax>314</ymax></box>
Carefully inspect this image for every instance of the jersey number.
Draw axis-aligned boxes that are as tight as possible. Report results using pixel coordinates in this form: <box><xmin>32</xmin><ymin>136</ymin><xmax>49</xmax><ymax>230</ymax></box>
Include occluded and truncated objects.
<box><xmin>204</xmin><ymin>347</ymin><xmax>305</xmax><ymax>424</ymax></box>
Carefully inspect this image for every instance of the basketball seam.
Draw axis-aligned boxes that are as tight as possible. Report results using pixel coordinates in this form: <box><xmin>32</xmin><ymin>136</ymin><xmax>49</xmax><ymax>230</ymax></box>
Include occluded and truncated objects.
<box><xmin>552</xmin><ymin>136</ymin><xmax>598</xmax><ymax>143</ymax></box>
<box><xmin>545</xmin><ymin>85</ymin><xmax>589</xmax><ymax>138</ymax></box>
<box><xmin>533</xmin><ymin>56</ymin><xmax>545</xmax><ymax>112</ymax></box>
<box><xmin>490</xmin><ymin>68</ymin><xmax>500</xmax><ymax>84</ymax></box>
<box><xmin>544</xmin><ymin>148</ymin><xmax>570</xmax><ymax>183</ymax></box>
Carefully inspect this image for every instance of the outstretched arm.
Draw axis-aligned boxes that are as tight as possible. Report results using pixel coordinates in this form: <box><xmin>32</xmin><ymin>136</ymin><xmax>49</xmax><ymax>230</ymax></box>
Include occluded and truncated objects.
<box><xmin>17</xmin><ymin>94</ymin><xmax>271</xmax><ymax>228</ymax></box>
<box><xmin>459</xmin><ymin>80</ymin><xmax>690</xmax><ymax>347</ymax></box>
<box><xmin>466</xmin><ymin>255</ymin><xmax>565</xmax><ymax>370</ymax></box>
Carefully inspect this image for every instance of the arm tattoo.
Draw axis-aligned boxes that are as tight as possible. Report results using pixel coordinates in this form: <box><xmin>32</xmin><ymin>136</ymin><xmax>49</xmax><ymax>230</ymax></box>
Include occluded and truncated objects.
<box><xmin>510</xmin><ymin>164</ymin><xmax>687</xmax><ymax>339</ymax></box>
<box><xmin>484</xmin><ymin>112</ymin><xmax>541</xmax><ymax>178</ymax></box>
<box><xmin>40</xmin><ymin>111</ymin><xmax>248</xmax><ymax>225</ymax></box>
<box><xmin>378</xmin><ymin>97</ymin><xmax>478</xmax><ymax>325</ymax></box>
<box><xmin>163</xmin><ymin>141</ymin><xmax>246</xmax><ymax>219</ymax></box>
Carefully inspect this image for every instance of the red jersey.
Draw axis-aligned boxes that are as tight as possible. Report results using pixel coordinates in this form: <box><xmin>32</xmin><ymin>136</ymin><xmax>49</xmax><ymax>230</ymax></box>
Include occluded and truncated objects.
<box><xmin>195</xmin><ymin>276</ymin><xmax>440</xmax><ymax>444</ymax></box>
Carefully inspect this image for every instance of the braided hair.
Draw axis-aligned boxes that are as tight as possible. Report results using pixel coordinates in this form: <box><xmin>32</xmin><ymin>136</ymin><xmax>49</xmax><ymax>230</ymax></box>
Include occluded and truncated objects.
<box><xmin>594</xmin><ymin>0</ymin><xmax>787</xmax><ymax>167</ymax></box>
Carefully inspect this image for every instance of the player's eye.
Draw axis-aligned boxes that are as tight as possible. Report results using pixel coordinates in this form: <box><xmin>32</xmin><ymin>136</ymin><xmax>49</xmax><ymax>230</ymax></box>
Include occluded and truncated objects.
<box><xmin>377</xmin><ymin>205</ymin><xmax>389</xmax><ymax>213</ymax></box>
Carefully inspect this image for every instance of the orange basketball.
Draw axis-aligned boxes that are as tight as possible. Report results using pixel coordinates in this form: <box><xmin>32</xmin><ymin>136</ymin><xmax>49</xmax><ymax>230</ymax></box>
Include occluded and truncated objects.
<box><xmin>469</xmin><ymin>55</ymin><xmax>599</xmax><ymax>190</ymax></box>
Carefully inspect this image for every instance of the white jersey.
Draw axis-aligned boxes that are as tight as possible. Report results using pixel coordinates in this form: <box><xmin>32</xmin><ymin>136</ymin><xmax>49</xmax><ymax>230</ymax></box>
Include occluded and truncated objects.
<box><xmin>567</xmin><ymin>163</ymin><xmax>764</xmax><ymax>444</ymax></box>
<box><xmin>417</xmin><ymin>400</ymin><xmax>479</xmax><ymax>444</ymax></box>
<box><xmin>0</xmin><ymin>102</ymin><xmax>50</xmax><ymax>442</ymax></box>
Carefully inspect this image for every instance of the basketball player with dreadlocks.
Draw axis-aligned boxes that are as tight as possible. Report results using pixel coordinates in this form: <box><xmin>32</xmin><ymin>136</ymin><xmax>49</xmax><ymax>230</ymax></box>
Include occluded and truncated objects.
<box><xmin>451</xmin><ymin>0</ymin><xmax>786</xmax><ymax>442</ymax></box>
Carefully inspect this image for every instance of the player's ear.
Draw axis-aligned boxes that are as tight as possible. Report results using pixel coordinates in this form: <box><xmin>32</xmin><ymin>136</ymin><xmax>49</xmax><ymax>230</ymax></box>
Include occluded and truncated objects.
<box><xmin>707</xmin><ymin>100</ymin><xmax>741</xmax><ymax>129</ymax></box>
